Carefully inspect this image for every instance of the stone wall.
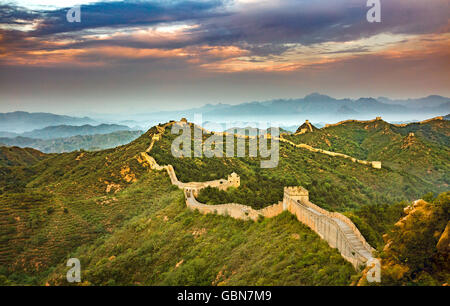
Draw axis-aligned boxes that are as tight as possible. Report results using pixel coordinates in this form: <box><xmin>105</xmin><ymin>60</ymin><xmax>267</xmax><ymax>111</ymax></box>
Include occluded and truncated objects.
<box><xmin>185</xmin><ymin>190</ymin><xmax>262</xmax><ymax>221</ymax></box>
<box><xmin>140</xmin><ymin>152</ymin><xmax>239</xmax><ymax>194</ymax></box>
<box><xmin>324</xmin><ymin>117</ymin><xmax>383</xmax><ymax>128</ymax></box>
<box><xmin>183</xmin><ymin>185</ymin><xmax>374</xmax><ymax>269</ymax></box>
<box><xmin>282</xmin><ymin>192</ymin><xmax>373</xmax><ymax>268</ymax></box>
<box><xmin>259</xmin><ymin>201</ymin><xmax>284</xmax><ymax>218</ymax></box>
<box><xmin>149</xmin><ymin>120</ymin><xmax>381</xmax><ymax>169</ymax></box>
<box><xmin>140</xmin><ymin>120</ymin><xmax>375</xmax><ymax>269</ymax></box>
<box><xmin>278</xmin><ymin>137</ymin><xmax>382</xmax><ymax>169</ymax></box>
<box><xmin>185</xmin><ymin>188</ymin><xmax>284</xmax><ymax>222</ymax></box>
<box><xmin>199</xmin><ymin>122</ymin><xmax>381</xmax><ymax>170</ymax></box>
<box><xmin>392</xmin><ymin>116</ymin><xmax>444</xmax><ymax>127</ymax></box>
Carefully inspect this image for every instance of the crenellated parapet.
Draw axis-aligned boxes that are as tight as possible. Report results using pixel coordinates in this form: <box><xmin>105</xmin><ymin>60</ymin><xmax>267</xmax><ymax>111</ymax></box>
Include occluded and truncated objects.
<box><xmin>324</xmin><ymin>117</ymin><xmax>383</xmax><ymax>128</ymax></box>
<box><xmin>139</xmin><ymin>119</ymin><xmax>375</xmax><ymax>270</ymax></box>
<box><xmin>278</xmin><ymin>136</ymin><xmax>382</xmax><ymax>169</ymax></box>
<box><xmin>284</xmin><ymin>186</ymin><xmax>309</xmax><ymax>203</ymax></box>
<box><xmin>185</xmin><ymin>183</ymin><xmax>374</xmax><ymax>269</ymax></box>
<box><xmin>227</xmin><ymin>172</ymin><xmax>240</xmax><ymax>188</ymax></box>
<box><xmin>392</xmin><ymin>116</ymin><xmax>444</xmax><ymax>127</ymax></box>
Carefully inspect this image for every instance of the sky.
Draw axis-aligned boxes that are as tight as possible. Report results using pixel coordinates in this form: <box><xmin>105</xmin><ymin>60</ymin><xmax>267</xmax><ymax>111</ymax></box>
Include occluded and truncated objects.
<box><xmin>0</xmin><ymin>0</ymin><xmax>449</xmax><ymax>115</ymax></box>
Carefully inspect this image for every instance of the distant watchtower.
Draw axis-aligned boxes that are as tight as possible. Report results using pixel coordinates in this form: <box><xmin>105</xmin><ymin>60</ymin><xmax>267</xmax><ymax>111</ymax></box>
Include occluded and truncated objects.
<box><xmin>371</xmin><ymin>161</ymin><xmax>382</xmax><ymax>169</ymax></box>
<box><xmin>227</xmin><ymin>172</ymin><xmax>240</xmax><ymax>188</ymax></box>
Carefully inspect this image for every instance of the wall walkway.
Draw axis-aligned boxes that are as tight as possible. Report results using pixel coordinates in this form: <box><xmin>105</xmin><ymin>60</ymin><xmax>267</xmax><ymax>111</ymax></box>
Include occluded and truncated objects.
<box><xmin>139</xmin><ymin>121</ymin><xmax>375</xmax><ymax>269</ymax></box>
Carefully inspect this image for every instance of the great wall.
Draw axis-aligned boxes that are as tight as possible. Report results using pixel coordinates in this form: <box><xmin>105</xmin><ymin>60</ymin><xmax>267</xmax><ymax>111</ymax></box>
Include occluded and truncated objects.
<box><xmin>324</xmin><ymin>117</ymin><xmax>385</xmax><ymax>128</ymax></box>
<box><xmin>175</xmin><ymin>118</ymin><xmax>382</xmax><ymax>169</ymax></box>
<box><xmin>323</xmin><ymin>115</ymin><xmax>445</xmax><ymax>128</ymax></box>
<box><xmin>277</xmin><ymin>136</ymin><xmax>381</xmax><ymax>169</ymax></box>
<box><xmin>138</xmin><ymin>120</ymin><xmax>376</xmax><ymax>269</ymax></box>
<box><xmin>391</xmin><ymin>116</ymin><xmax>445</xmax><ymax>127</ymax></box>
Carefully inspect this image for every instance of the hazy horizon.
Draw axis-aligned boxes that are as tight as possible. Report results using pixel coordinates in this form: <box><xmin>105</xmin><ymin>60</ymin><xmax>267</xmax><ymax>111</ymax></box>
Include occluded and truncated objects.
<box><xmin>1</xmin><ymin>91</ymin><xmax>448</xmax><ymax>134</ymax></box>
<box><xmin>1</xmin><ymin>92</ymin><xmax>449</xmax><ymax>117</ymax></box>
<box><xmin>1</xmin><ymin>0</ymin><xmax>449</xmax><ymax>114</ymax></box>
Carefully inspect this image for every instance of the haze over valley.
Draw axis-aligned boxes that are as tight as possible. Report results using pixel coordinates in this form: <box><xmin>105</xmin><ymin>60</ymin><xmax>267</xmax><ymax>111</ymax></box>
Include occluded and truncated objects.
<box><xmin>0</xmin><ymin>0</ymin><xmax>448</xmax><ymax>289</ymax></box>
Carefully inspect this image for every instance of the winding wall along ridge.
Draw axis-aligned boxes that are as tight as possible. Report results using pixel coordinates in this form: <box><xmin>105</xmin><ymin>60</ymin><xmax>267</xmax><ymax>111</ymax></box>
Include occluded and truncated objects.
<box><xmin>179</xmin><ymin>120</ymin><xmax>382</xmax><ymax>169</ymax></box>
<box><xmin>138</xmin><ymin>121</ymin><xmax>375</xmax><ymax>269</ymax></box>
<box><xmin>323</xmin><ymin>115</ymin><xmax>444</xmax><ymax>129</ymax></box>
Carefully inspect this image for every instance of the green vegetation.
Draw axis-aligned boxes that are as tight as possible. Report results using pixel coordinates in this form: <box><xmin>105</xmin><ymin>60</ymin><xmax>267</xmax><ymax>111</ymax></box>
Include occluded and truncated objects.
<box><xmin>0</xmin><ymin>128</ymin><xmax>155</xmax><ymax>283</ymax></box>
<box><xmin>20</xmin><ymin>123</ymin><xmax>134</xmax><ymax>140</ymax></box>
<box><xmin>283</xmin><ymin>118</ymin><xmax>450</xmax><ymax>189</ymax></box>
<box><xmin>344</xmin><ymin>201</ymin><xmax>407</xmax><ymax>249</ymax></box>
<box><xmin>151</xmin><ymin>123</ymin><xmax>438</xmax><ymax>212</ymax></box>
<box><xmin>43</xmin><ymin>176</ymin><xmax>356</xmax><ymax>286</ymax></box>
<box><xmin>0</xmin><ymin>118</ymin><xmax>448</xmax><ymax>286</ymax></box>
<box><xmin>376</xmin><ymin>192</ymin><xmax>449</xmax><ymax>285</ymax></box>
<box><xmin>0</xmin><ymin>130</ymin><xmax>143</xmax><ymax>153</ymax></box>
<box><xmin>0</xmin><ymin>147</ymin><xmax>48</xmax><ymax>167</ymax></box>
<box><xmin>0</xmin><ymin>128</ymin><xmax>153</xmax><ymax>197</ymax></box>
<box><xmin>0</xmin><ymin>169</ymin><xmax>357</xmax><ymax>286</ymax></box>
<box><xmin>196</xmin><ymin>177</ymin><xmax>286</xmax><ymax>209</ymax></box>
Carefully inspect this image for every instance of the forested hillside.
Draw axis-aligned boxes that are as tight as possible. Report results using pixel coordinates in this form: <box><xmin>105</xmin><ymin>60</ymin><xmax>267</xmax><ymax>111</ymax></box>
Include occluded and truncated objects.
<box><xmin>151</xmin><ymin>121</ymin><xmax>445</xmax><ymax>212</ymax></box>
<box><xmin>20</xmin><ymin>124</ymin><xmax>134</xmax><ymax>139</ymax></box>
<box><xmin>0</xmin><ymin>130</ymin><xmax>143</xmax><ymax>153</ymax></box>
<box><xmin>0</xmin><ymin>117</ymin><xmax>448</xmax><ymax>286</ymax></box>
<box><xmin>0</xmin><ymin>147</ymin><xmax>48</xmax><ymax>167</ymax></box>
<box><xmin>283</xmin><ymin>118</ymin><xmax>449</xmax><ymax>189</ymax></box>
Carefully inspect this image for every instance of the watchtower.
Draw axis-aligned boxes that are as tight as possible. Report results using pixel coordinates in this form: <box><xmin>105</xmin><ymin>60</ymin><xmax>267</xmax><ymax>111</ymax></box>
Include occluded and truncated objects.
<box><xmin>227</xmin><ymin>172</ymin><xmax>240</xmax><ymax>188</ymax></box>
<box><xmin>284</xmin><ymin>186</ymin><xmax>309</xmax><ymax>203</ymax></box>
<box><xmin>371</xmin><ymin>161</ymin><xmax>382</xmax><ymax>169</ymax></box>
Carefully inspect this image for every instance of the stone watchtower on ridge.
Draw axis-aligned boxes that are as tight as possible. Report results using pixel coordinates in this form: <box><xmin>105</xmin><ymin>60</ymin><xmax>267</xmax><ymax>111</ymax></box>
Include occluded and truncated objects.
<box><xmin>284</xmin><ymin>186</ymin><xmax>309</xmax><ymax>204</ymax></box>
<box><xmin>227</xmin><ymin>172</ymin><xmax>240</xmax><ymax>188</ymax></box>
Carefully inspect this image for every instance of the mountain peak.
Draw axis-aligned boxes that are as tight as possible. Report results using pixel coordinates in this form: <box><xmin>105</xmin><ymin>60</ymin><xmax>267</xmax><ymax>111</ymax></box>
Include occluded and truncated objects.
<box><xmin>295</xmin><ymin>120</ymin><xmax>318</xmax><ymax>134</ymax></box>
<box><xmin>356</xmin><ymin>97</ymin><xmax>378</xmax><ymax>103</ymax></box>
<box><xmin>304</xmin><ymin>93</ymin><xmax>333</xmax><ymax>101</ymax></box>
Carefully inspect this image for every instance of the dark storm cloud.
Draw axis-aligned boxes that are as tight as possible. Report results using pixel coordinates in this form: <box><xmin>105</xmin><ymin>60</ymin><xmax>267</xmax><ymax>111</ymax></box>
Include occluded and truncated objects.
<box><xmin>0</xmin><ymin>0</ymin><xmax>449</xmax><ymax>111</ymax></box>
<box><xmin>189</xmin><ymin>0</ymin><xmax>449</xmax><ymax>48</ymax></box>
<box><xmin>32</xmin><ymin>0</ymin><xmax>227</xmax><ymax>36</ymax></box>
<box><xmin>0</xmin><ymin>3</ymin><xmax>38</xmax><ymax>24</ymax></box>
<box><xmin>0</xmin><ymin>0</ymin><xmax>230</xmax><ymax>57</ymax></box>
<box><xmin>0</xmin><ymin>0</ymin><xmax>228</xmax><ymax>51</ymax></box>
<box><xmin>1</xmin><ymin>0</ymin><xmax>448</xmax><ymax>56</ymax></box>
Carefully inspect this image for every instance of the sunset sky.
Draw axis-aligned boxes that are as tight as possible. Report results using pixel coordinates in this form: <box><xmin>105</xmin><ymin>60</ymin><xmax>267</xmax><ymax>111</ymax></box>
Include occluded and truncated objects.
<box><xmin>0</xmin><ymin>0</ymin><xmax>449</xmax><ymax>114</ymax></box>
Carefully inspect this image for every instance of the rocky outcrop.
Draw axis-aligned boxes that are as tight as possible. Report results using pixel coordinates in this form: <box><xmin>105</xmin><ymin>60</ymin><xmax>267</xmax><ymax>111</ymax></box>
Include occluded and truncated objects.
<box><xmin>437</xmin><ymin>222</ymin><xmax>450</xmax><ymax>254</ymax></box>
<box><xmin>379</xmin><ymin>196</ymin><xmax>449</xmax><ymax>285</ymax></box>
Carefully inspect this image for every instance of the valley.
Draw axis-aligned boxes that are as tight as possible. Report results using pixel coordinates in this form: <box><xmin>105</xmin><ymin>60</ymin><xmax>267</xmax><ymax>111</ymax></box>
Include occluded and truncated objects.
<box><xmin>0</xmin><ymin>116</ymin><xmax>448</xmax><ymax>286</ymax></box>
<box><xmin>1</xmin><ymin>0</ymin><xmax>448</xmax><ymax>290</ymax></box>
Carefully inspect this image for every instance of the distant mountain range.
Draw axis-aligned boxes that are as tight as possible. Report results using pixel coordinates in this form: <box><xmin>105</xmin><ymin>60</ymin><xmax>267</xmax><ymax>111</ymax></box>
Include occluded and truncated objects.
<box><xmin>0</xmin><ymin>130</ymin><xmax>143</xmax><ymax>153</ymax></box>
<box><xmin>0</xmin><ymin>111</ymin><xmax>97</xmax><ymax>133</ymax></box>
<box><xmin>139</xmin><ymin>94</ymin><xmax>450</xmax><ymax>124</ymax></box>
<box><xmin>0</xmin><ymin>123</ymin><xmax>135</xmax><ymax>139</ymax></box>
<box><xmin>1</xmin><ymin>95</ymin><xmax>449</xmax><ymax>134</ymax></box>
<box><xmin>377</xmin><ymin>95</ymin><xmax>450</xmax><ymax>108</ymax></box>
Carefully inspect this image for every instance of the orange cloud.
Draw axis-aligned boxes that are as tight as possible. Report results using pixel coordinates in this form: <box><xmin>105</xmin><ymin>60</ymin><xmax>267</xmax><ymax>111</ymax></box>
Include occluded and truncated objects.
<box><xmin>1</xmin><ymin>27</ymin><xmax>449</xmax><ymax>75</ymax></box>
